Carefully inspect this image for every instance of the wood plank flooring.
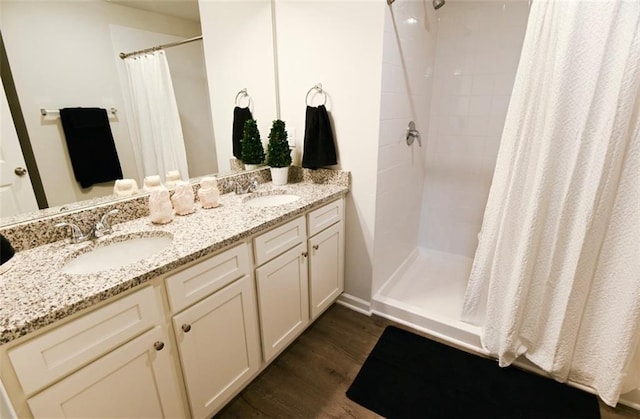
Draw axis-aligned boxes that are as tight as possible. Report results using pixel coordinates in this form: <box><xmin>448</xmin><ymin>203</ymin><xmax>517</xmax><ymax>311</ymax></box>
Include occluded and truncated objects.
<box><xmin>216</xmin><ymin>304</ymin><xmax>640</xmax><ymax>419</ymax></box>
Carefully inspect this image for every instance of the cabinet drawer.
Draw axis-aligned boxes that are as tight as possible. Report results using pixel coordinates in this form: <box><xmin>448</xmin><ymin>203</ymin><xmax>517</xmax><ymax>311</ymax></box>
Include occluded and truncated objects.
<box><xmin>307</xmin><ymin>199</ymin><xmax>343</xmax><ymax>237</ymax></box>
<box><xmin>254</xmin><ymin>216</ymin><xmax>306</xmax><ymax>266</ymax></box>
<box><xmin>8</xmin><ymin>286</ymin><xmax>161</xmax><ymax>396</ymax></box>
<box><xmin>165</xmin><ymin>243</ymin><xmax>250</xmax><ymax>313</ymax></box>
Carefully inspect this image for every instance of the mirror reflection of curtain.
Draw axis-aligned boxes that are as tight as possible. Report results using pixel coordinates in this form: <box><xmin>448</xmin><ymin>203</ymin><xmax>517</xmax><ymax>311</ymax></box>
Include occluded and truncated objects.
<box><xmin>124</xmin><ymin>50</ymin><xmax>189</xmax><ymax>182</ymax></box>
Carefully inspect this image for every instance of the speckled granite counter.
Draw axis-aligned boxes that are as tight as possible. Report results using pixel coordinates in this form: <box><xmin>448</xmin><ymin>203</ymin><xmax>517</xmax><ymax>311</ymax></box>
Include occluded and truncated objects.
<box><xmin>0</xmin><ymin>181</ymin><xmax>348</xmax><ymax>345</ymax></box>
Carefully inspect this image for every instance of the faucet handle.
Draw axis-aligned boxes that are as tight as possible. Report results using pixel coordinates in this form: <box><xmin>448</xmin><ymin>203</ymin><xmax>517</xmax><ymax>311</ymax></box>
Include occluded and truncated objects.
<box><xmin>95</xmin><ymin>209</ymin><xmax>119</xmax><ymax>237</ymax></box>
<box><xmin>55</xmin><ymin>222</ymin><xmax>89</xmax><ymax>244</ymax></box>
<box><xmin>100</xmin><ymin>209</ymin><xmax>119</xmax><ymax>227</ymax></box>
<box><xmin>248</xmin><ymin>177</ymin><xmax>259</xmax><ymax>193</ymax></box>
<box><xmin>226</xmin><ymin>180</ymin><xmax>238</xmax><ymax>194</ymax></box>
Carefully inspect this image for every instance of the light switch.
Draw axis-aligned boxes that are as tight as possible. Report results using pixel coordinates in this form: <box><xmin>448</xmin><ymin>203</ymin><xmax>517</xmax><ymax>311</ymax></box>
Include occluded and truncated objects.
<box><xmin>287</xmin><ymin>128</ymin><xmax>296</xmax><ymax>148</ymax></box>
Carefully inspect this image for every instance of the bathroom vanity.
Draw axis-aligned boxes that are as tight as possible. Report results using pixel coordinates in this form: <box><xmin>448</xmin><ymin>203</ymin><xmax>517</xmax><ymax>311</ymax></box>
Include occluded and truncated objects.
<box><xmin>0</xmin><ymin>172</ymin><xmax>348</xmax><ymax>418</ymax></box>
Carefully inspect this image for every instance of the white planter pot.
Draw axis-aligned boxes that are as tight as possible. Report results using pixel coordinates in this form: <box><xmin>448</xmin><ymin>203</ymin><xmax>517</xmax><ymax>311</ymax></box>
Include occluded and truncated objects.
<box><xmin>270</xmin><ymin>167</ymin><xmax>289</xmax><ymax>186</ymax></box>
<box><xmin>245</xmin><ymin>164</ymin><xmax>260</xmax><ymax>171</ymax></box>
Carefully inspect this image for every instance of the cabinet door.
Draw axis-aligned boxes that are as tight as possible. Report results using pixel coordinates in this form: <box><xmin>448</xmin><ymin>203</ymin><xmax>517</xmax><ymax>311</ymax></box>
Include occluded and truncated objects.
<box><xmin>27</xmin><ymin>326</ymin><xmax>185</xmax><ymax>419</ymax></box>
<box><xmin>255</xmin><ymin>242</ymin><xmax>309</xmax><ymax>362</ymax></box>
<box><xmin>309</xmin><ymin>220</ymin><xmax>344</xmax><ymax>319</ymax></box>
<box><xmin>173</xmin><ymin>275</ymin><xmax>260</xmax><ymax>419</ymax></box>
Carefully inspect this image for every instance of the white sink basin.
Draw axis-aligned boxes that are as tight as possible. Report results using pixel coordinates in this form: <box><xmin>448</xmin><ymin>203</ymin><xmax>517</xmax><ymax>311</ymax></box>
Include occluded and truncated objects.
<box><xmin>61</xmin><ymin>233</ymin><xmax>173</xmax><ymax>275</ymax></box>
<box><xmin>244</xmin><ymin>194</ymin><xmax>300</xmax><ymax>208</ymax></box>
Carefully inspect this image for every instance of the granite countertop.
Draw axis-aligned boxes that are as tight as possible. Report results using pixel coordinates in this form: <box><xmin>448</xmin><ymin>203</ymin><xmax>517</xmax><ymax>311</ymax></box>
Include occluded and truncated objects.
<box><xmin>0</xmin><ymin>182</ymin><xmax>348</xmax><ymax>346</ymax></box>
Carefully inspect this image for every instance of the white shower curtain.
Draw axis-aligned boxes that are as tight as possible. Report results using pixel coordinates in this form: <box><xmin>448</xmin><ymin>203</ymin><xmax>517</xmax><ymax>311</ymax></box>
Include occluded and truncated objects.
<box><xmin>461</xmin><ymin>1</ymin><xmax>640</xmax><ymax>406</ymax></box>
<box><xmin>124</xmin><ymin>50</ymin><xmax>189</xmax><ymax>182</ymax></box>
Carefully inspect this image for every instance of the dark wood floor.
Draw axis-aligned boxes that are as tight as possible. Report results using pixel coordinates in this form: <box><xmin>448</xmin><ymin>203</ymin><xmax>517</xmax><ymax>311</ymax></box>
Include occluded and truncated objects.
<box><xmin>216</xmin><ymin>304</ymin><xmax>639</xmax><ymax>419</ymax></box>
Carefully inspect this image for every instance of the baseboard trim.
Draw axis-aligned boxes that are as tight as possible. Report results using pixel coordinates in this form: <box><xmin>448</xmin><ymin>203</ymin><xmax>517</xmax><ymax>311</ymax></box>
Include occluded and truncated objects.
<box><xmin>336</xmin><ymin>293</ymin><xmax>372</xmax><ymax>316</ymax></box>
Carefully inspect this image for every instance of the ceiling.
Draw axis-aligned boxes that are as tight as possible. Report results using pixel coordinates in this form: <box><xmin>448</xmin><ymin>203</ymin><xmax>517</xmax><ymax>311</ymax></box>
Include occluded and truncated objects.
<box><xmin>107</xmin><ymin>0</ymin><xmax>200</xmax><ymax>22</ymax></box>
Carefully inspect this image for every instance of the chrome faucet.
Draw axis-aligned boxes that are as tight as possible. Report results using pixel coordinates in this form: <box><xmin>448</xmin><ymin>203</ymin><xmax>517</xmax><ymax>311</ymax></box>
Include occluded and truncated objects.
<box><xmin>55</xmin><ymin>209</ymin><xmax>119</xmax><ymax>243</ymax></box>
<box><xmin>94</xmin><ymin>209</ymin><xmax>119</xmax><ymax>238</ymax></box>
<box><xmin>54</xmin><ymin>222</ymin><xmax>94</xmax><ymax>244</ymax></box>
<box><xmin>228</xmin><ymin>177</ymin><xmax>259</xmax><ymax>195</ymax></box>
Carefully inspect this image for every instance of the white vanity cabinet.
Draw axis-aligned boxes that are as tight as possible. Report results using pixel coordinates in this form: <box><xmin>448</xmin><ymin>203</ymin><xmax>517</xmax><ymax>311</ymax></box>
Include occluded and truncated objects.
<box><xmin>1</xmin><ymin>194</ymin><xmax>347</xmax><ymax>419</ymax></box>
<box><xmin>308</xmin><ymin>221</ymin><xmax>345</xmax><ymax>319</ymax></box>
<box><xmin>307</xmin><ymin>199</ymin><xmax>345</xmax><ymax>320</ymax></box>
<box><xmin>165</xmin><ymin>243</ymin><xmax>261</xmax><ymax>418</ymax></box>
<box><xmin>27</xmin><ymin>326</ymin><xmax>181</xmax><ymax>418</ymax></box>
<box><xmin>253</xmin><ymin>198</ymin><xmax>345</xmax><ymax>361</ymax></box>
<box><xmin>254</xmin><ymin>217</ymin><xmax>310</xmax><ymax>362</ymax></box>
<box><xmin>7</xmin><ymin>286</ymin><xmax>185</xmax><ymax>419</ymax></box>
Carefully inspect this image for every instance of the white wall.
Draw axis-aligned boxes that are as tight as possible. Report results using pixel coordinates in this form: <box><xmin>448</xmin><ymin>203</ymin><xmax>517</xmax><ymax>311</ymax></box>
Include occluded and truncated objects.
<box><xmin>419</xmin><ymin>1</ymin><xmax>529</xmax><ymax>257</ymax></box>
<box><xmin>199</xmin><ymin>0</ymin><xmax>277</xmax><ymax>173</ymax></box>
<box><xmin>372</xmin><ymin>1</ymin><xmax>439</xmax><ymax>295</ymax></box>
<box><xmin>0</xmin><ymin>1</ymin><xmax>202</xmax><ymax>207</ymax></box>
<box><xmin>274</xmin><ymin>0</ymin><xmax>386</xmax><ymax>302</ymax></box>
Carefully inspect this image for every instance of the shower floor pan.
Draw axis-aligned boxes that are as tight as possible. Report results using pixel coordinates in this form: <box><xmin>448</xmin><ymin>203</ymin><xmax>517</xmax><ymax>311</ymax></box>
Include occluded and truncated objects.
<box><xmin>372</xmin><ymin>247</ymin><xmax>484</xmax><ymax>353</ymax></box>
<box><xmin>371</xmin><ymin>246</ymin><xmax>640</xmax><ymax>411</ymax></box>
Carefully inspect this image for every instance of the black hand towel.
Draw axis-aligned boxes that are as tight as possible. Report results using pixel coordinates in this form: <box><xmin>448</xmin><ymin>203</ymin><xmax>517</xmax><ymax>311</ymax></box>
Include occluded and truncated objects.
<box><xmin>232</xmin><ymin>106</ymin><xmax>253</xmax><ymax>160</ymax></box>
<box><xmin>0</xmin><ymin>234</ymin><xmax>15</xmax><ymax>265</ymax></box>
<box><xmin>59</xmin><ymin>108</ymin><xmax>123</xmax><ymax>188</ymax></box>
<box><xmin>302</xmin><ymin>105</ymin><xmax>337</xmax><ymax>169</ymax></box>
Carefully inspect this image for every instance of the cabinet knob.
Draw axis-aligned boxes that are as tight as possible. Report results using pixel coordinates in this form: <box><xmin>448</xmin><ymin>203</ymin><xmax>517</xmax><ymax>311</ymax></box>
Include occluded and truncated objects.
<box><xmin>14</xmin><ymin>167</ymin><xmax>27</xmax><ymax>176</ymax></box>
<box><xmin>301</xmin><ymin>252</ymin><xmax>308</xmax><ymax>258</ymax></box>
<box><xmin>313</xmin><ymin>244</ymin><xmax>319</xmax><ymax>250</ymax></box>
<box><xmin>182</xmin><ymin>324</ymin><xmax>192</xmax><ymax>333</ymax></box>
<box><xmin>154</xmin><ymin>341</ymin><xmax>165</xmax><ymax>351</ymax></box>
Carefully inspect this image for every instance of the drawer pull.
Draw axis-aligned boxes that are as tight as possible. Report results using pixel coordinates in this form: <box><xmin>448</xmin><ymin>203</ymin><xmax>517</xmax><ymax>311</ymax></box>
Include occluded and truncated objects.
<box><xmin>313</xmin><ymin>245</ymin><xmax>319</xmax><ymax>250</ymax></box>
<box><xmin>301</xmin><ymin>252</ymin><xmax>308</xmax><ymax>258</ymax></box>
<box><xmin>154</xmin><ymin>341</ymin><xmax>165</xmax><ymax>351</ymax></box>
<box><xmin>181</xmin><ymin>324</ymin><xmax>192</xmax><ymax>333</ymax></box>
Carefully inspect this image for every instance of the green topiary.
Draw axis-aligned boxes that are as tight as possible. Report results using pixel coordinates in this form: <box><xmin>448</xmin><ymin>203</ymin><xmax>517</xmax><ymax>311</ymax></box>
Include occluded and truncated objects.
<box><xmin>241</xmin><ymin>119</ymin><xmax>265</xmax><ymax>165</ymax></box>
<box><xmin>265</xmin><ymin>119</ymin><xmax>292</xmax><ymax>168</ymax></box>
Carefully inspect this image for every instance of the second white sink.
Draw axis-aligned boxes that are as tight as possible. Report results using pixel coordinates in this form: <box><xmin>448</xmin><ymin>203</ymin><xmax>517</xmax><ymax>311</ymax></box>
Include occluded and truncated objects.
<box><xmin>61</xmin><ymin>232</ymin><xmax>173</xmax><ymax>275</ymax></box>
<box><xmin>244</xmin><ymin>194</ymin><xmax>300</xmax><ymax>208</ymax></box>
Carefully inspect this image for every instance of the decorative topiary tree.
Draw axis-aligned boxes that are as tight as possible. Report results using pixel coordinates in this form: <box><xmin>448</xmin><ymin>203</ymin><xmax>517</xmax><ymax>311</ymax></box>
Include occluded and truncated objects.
<box><xmin>241</xmin><ymin>119</ymin><xmax>265</xmax><ymax>166</ymax></box>
<box><xmin>266</xmin><ymin>120</ymin><xmax>292</xmax><ymax>168</ymax></box>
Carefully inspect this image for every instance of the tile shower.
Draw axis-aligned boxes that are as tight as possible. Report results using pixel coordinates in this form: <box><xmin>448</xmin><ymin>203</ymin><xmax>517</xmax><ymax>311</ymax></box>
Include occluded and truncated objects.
<box><xmin>373</xmin><ymin>1</ymin><xmax>529</xmax><ymax>334</ymax></box>
<box><xmin>370</xmin><ymin>0</ymin><xmax>639</xmax><ymax>409</ymax></box>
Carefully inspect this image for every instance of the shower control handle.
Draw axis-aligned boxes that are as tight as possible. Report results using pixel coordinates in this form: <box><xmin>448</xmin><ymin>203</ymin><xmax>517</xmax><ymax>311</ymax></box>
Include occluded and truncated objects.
<box><xmin>406</xmin><ymin>121</ymin><xmax>422</xmax><ymax>147</ymax></box>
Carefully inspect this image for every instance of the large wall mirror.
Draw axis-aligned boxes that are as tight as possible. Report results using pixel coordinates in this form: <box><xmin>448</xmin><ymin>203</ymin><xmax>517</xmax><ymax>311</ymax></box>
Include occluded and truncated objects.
<box><xmin>0</xmin><ymin>0</ymin><xmax>278</xmax><ymax>226</ymax></box>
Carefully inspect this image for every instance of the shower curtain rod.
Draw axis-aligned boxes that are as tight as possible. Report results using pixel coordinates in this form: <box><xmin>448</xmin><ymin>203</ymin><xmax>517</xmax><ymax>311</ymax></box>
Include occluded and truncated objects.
<box><xmin>119</xmin><ymin>35</ymin><xmax>202</xmax><ymax>60</ymax></box>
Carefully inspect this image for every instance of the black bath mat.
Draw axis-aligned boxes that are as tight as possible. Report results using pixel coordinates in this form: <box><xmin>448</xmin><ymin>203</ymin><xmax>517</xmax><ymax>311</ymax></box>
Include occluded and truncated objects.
<box><xmin>346</xmin><ymin>326</ymin><xmax>600</xmax><ymax>419</ymax></box>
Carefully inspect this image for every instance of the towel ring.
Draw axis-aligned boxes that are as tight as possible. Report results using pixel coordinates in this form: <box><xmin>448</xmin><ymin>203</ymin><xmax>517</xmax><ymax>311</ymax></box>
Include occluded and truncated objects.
<box><xmin>235</xmin><ymin>88</ymin><xmax>252</xmax><ymax>108</ymax></box>
<box><xmin>305</xmin><ymin>83</ymin><xmax>327</xmax><ymax>106</ymax></box>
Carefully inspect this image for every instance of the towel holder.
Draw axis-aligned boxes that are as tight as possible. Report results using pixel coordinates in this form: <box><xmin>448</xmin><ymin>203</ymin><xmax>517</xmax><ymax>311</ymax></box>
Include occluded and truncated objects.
<box><xmin>40</xmin><ymin>107</ymin><xmax>118</xmax><ymax>117</ymax></box>
<box><xmin>305</xmin><ymin>83</ymin><xmax>327</xmax><ymax>106</ymax></box>
<box><xmin>235</xmin><ymin>88</ymin><xmax>252</xmax><ymax>108</ymax></box>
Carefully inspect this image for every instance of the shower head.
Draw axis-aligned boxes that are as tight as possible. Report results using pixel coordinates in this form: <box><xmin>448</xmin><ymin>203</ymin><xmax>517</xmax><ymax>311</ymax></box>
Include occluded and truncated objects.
<box><xmin>433</xmin><ymin>0</ymin><xmax>446</xmax><ymax>10</ymax></box>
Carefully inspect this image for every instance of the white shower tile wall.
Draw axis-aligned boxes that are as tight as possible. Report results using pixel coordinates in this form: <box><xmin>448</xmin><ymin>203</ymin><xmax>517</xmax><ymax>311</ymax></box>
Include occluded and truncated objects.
<box><xmin>419</xmin><ymin>1</ymin><xmax>530</xmax><ymax>257</ymax></box>
<box><xmin>372</xmin><ymin>1</ymin><xmax>439</xmax><ymax>294</ymax></box>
